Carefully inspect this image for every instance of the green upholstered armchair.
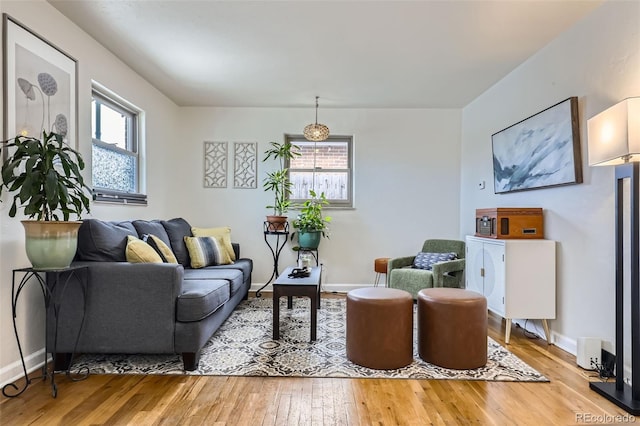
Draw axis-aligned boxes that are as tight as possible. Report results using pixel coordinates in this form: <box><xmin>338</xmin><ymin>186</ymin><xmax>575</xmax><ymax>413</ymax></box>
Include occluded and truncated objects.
<box><xmin>388</xmin><ymin>239</ymin><xmax>465</xmax><ymax>299</ymax></box>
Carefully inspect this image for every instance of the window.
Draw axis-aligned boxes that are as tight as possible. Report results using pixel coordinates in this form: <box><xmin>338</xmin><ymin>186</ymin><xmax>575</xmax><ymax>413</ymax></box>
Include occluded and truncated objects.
<box><xmin>91</xmin><ymin>85</ymin><xmax>146</xmax><ymax>204</ymax></box>
<box><xmin>286</xmin><ymin>134</ymin><xmax>353</xmax><ymax>208</ymax></box>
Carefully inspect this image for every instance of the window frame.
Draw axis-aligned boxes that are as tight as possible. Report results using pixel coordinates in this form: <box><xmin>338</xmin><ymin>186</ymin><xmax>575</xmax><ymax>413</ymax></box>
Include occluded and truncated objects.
<box><xmin>285</xmin><ymin>134</ymin><xmax>354</xmax><ymax>209</ymax></box>
<box><xmin>91</xmin><ymin>84</ymin><xmax>147</xmax><ymax>205</ymax></box>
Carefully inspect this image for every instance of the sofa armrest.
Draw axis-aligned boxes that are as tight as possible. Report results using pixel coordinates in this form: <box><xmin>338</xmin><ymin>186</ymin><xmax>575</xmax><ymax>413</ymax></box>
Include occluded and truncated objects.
<box><xmin>431</xmin><ymin>258</ymin><xmax>465</xmax><ymax>288</ymax></box>
<box><xmin>50</xmin><ymin>261</ymin><xmax>185</xmax><ymax>354</ymax></box>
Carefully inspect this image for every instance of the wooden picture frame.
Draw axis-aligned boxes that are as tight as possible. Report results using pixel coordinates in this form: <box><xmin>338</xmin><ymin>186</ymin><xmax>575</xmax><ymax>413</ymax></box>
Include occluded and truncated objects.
<box><xmin>492</xmin><ymin>97</ymin><xmax>582</xmax><ymax>194</ymax></box>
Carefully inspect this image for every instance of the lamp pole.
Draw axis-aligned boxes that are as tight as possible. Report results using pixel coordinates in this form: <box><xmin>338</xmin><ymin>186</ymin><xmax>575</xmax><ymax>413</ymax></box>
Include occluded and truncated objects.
<box><xmin>590</xmin><ymin>161</ymin><xmax>640</xmax><ymax>413</ymax></box>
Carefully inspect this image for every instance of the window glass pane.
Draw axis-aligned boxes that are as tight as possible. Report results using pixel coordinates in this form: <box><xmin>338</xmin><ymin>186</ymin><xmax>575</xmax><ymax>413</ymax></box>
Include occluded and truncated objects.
<box><xmin>98</xmin><ymin>103</ymin><xmax>128</xmax><ymax>149</ymax></box>
<box><xmin>291</xmin><ymin>171</ymin><xmax>349</xmax><ymax>201</ymax></box>
<box><xmin>92</xmin><ymin>143</ymin><xmax>137</xmax><ymax>193</ymax></box>
<box><xmin>290</xmin><ymin>171</ymin><xmax>314</xmax><ymax>199</ymax></box>
<box><xmin>290</xmin><ymin>141</ymin><xmax>348</xmax><ymax>169</ymax></box>
<box><xmin>286</xmin><ymin>135</ymin><xmax>352</xmax><ymax>208</ymax></box>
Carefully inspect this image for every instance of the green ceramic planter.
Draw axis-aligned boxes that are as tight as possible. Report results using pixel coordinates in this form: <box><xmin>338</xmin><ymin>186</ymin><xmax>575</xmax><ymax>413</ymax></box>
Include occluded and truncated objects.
<box><xmin>297</xmin><ymin>231</ymin><xmax>322</xmax><ymax>249</ymax></box>
<box><xmin>22</xmin><ymin>220</ymin><xmax>82</xmax><ymax>270</ymax></box>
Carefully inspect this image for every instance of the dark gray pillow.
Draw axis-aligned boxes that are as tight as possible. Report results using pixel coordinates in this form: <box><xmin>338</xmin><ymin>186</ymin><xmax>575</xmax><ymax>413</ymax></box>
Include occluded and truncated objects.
<box><xmin>76</xmin><ymin>219</ymin><xmax>137</xmax><ymax>261</ymax></box>
<box><xmin>413</xmin><ymin>252</ymin><xmax>457</xmax><ymax>270</ymax></box>
<box><xmin>161</xmin><ymin>218</ymin><xmax>193</xmax><ymax>267</ymax></box>
<box><xmin>132</xmin><ymin>220</ymin><xmax>172</xmax><ymax>248</ymax></box>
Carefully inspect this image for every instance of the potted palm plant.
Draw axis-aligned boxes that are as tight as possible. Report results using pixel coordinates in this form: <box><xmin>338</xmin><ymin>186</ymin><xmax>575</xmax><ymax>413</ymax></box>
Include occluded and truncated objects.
<box><xmin>262</xmin><ymin>141</ymin><xmax>300</xmax><ymax>231</ymax></box>
<box><xmin>1</xmin><ymin>131</ymin><xmax>91</xmax><ymax>269</ymax></box>
<box><xmin>291</xmin><ymin>190</ymin><xmax>331</xmax><ymax>250</ymax></box>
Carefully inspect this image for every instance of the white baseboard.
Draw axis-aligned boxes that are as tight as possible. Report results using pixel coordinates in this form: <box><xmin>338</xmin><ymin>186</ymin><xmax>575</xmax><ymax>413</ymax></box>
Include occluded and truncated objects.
<box><xmin>552</xmin><ymin>331</ymin><xmax>577</xmax><ymax>356</ymax></box>
<box><xmin>0</xmin><ymin>348</ymin><xmax>48</xmax><ymax>390</ymax></box>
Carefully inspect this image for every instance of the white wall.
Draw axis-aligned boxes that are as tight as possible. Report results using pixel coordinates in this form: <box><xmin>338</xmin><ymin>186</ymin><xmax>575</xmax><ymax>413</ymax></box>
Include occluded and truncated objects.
<box><xmin>174</xmin><ymin>107</ymin><xmax>462</xmax><ymax>288</ymax></box>
<box><xmin>0</xmin><ymin>0</ymin><xmax>180</xmax><ymax>387</ymax></box>
<box><xmin>0</xmin><ymin>1</ymin><xmax>463</xmax><ymax>388</ymax></box>
<box><xmin>6</xmin><ymin>0</ymin><xmax>622</xmax><ymax>392</ymax></box>
<box><xmin>0</xmin><ymin>1</ymin><xmax>640</xmax><ymax>390</ymax></box>
<box><xmin>460</xmin><ymin>0</ymin><xmax>640</xmax><ymax>362</ymax></box>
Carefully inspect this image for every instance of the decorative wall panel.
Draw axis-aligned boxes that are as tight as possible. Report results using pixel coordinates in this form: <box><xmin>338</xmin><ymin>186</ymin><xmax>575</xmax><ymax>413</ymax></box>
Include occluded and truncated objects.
<box><xmin>233</xmin><ymin>142</ymin><xmax>257</xmax><ymax>189</ymax></box>
<box><xmin>204</xmin><ymin>141</ymin><xmax>227</xmax><ymax>188</ymax></box>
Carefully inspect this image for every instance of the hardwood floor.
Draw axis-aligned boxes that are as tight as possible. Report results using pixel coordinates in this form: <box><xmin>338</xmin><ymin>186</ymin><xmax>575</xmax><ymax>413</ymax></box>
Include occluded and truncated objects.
<box><xmin>0</xmin><ymin>293</ymin><xmax>632</xmax><ymax>425</ymax></box>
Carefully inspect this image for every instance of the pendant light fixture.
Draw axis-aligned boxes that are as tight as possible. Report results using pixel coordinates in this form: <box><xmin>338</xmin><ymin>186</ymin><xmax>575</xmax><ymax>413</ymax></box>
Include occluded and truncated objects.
<box><xmin>303</xmin><ymin>96</ymin><xmax>330</xmax><ymax>142</ymax></box>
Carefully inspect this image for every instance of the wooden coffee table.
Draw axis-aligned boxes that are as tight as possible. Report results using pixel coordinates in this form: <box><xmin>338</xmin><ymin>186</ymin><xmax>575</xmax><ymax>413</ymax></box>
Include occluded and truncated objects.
<box><xmin>272</xmin><ymin>266</ymin><xmax>322</xmax><ymax>341</ymax></box>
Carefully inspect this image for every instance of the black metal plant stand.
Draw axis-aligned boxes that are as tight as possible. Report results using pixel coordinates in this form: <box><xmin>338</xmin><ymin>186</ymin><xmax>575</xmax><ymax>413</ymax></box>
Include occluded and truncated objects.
<box><xmin>590</xmin><ymin>162</ymin><xmax>640</xmax><ymax>414</ymax></box>
<box><xmin>256</xmin><ymin>221</ymin><xmax>290</xmax><ymax>297</ymax></box>
<box><xmin>296</xmin><ymin>247</ymin><xmax>319</xmax><ymax>267</ymax></box>
<box><xmin>2</xmin><ymin>266</ymin><xmax>89</xmax><ymax>398</ymax></box>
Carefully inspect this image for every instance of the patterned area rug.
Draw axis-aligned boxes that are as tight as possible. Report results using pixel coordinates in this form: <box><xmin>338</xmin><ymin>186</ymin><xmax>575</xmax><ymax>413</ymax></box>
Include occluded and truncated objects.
<box><xmin>72</xmin><ymin>297</ymin><xmax>548</xmax><ymax>381</ymax></box>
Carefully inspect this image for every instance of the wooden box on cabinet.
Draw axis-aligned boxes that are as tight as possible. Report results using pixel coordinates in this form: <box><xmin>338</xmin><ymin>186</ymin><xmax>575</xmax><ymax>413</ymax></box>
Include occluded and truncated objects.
<box><xmin>465</xmin><ymin>235</ymin><xmax>556</xmax><ymax>344</ymax></box>
<box><xmin>475</xmin><ymin>207</ymin><xmax>543</xmax><ymax>239</ymax></box>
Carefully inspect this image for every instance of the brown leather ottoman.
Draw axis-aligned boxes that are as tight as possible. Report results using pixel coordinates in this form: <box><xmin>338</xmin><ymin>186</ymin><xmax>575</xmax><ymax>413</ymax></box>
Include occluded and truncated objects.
<box><xmin>346</xmin><ymin>287</ymin><xmax>413</xmax><ymax>369</ymax></box>
<box><xmin>417</xmin><ymin>288</ymin><xmax>487</xmax><ymax>369</ymax></box>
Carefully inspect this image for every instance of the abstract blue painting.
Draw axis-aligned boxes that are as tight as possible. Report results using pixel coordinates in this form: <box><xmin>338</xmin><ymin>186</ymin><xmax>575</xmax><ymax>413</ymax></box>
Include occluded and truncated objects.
<box><xmin>492</xmin><ymin>97</ymin><xmax>582</xmax><ymax>194</ymax></box>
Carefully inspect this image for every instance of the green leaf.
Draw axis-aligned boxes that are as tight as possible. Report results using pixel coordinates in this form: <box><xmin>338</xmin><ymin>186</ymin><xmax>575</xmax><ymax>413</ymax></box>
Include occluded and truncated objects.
<box><xmin>8</xmin><ymin>200</ymin><xmax>17</xmax><ymax>217</ymax></box>
<box><xmin>1</xmin><ymin>131</ymin><xmax>91</xmax><ymax>219</ymax></box>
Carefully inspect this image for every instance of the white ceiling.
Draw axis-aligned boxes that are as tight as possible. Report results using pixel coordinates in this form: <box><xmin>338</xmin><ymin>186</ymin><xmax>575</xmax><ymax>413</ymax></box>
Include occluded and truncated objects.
<box><xmin>48</xmin><ymin>0</ymin><xmax>602</xmax><ymax>109</ymax></box>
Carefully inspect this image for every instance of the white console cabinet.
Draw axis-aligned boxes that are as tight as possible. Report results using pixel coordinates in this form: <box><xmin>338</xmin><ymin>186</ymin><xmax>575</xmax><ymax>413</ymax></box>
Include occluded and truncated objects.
<box><xmin>465</xmin><ymin>235</ymin><xmax>556</xmax><ymax>344</ymax></box>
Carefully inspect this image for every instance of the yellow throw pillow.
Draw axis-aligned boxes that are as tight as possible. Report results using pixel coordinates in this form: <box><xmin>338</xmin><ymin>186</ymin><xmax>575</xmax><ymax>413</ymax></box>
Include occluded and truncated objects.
<box><xmin>144</xmin><ymin>234</ymin><xmax>178</xmax><ymax>264</ymax></box>
<box><xmin>184</xmin><ymin>236</ymin><xmax>233</xmax><ymax>269</ymax></box>
<box><xmin>125</xmin><ymin>235</ymin><xmax>163</xmax><ymax>263</ymax></box>
<box><xmin>191</xmin><ymin>226</ymin><xmax>236</xmax><ymax>261</ymax></box>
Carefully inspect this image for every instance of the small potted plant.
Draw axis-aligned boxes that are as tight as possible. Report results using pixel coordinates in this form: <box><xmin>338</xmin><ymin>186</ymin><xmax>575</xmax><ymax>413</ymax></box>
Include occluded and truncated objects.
<box><xmin>262</xmin><ymin>141</ymin><xmax>300</xmax><ymax>231</ymax></box>
<box><xmin>291</xmin><ymin>190</ymin><xmax>331</xmax><ymax>250</ymax></box>
<box><xmin>1</xmin><ymin>130</ymin><xmax>91</xmax><ymax>269</ymax></box>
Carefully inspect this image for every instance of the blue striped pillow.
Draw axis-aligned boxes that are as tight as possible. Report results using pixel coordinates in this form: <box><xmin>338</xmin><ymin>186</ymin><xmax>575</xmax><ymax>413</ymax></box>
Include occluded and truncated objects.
<box><xmin>184</xmin><ymin>236</ymin><xmax>233</xmax><ymax>268</ymax></box>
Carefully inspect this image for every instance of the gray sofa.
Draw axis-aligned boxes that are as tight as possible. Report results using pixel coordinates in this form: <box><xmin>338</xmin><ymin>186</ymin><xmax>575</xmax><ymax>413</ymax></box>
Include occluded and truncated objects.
<box><xmin>48</xmin><ymin>217</ymin><xmax>252</xmax><ymax>371</ymax></box>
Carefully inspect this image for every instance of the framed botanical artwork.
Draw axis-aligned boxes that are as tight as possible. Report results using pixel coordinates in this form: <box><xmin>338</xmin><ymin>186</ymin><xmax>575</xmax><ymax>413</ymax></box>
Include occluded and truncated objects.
<box><xmin>492</xmin><ymin>96</ymin><xmax>582</xmax><ymax>194</ymax></box>
<box><xmin>3</xmin><ymin>14</ymin><xmax>78</xmax><ymax>151</ymax></box>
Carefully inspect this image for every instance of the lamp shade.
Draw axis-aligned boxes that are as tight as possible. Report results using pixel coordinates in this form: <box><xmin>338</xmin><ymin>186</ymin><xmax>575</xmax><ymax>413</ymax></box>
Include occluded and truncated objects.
<box><xmin>303</xmin><ymin>96</ymin><xmax>330</xmax><ymax>142</ymax></box>
<box><xmin>587</xmin><ymin>97</ymin><xmax>640</xmax><ymax>166</ymax></box>
<box><xmin>303</xmin><ymin>123</ymin><xmax>330</xmax><ymax>142</ymax></box>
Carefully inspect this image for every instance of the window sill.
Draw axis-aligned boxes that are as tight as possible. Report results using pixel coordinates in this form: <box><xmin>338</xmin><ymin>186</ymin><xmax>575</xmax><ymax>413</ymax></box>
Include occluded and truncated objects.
<box><xmin>93</xmin><ymin>190</ymin><xmax>147</xmax><ymax>206</ymax></box>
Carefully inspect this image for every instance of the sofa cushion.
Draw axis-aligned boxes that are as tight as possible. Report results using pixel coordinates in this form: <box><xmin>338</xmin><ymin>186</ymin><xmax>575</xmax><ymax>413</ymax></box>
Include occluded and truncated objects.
<box><xmin>183</xmin><ymin>268</ymin><xmax>244</xmax><ymax>295</ymax></box>
<box><xmin>177</xmin><ymin>279</ymin><xmax>230</xmax><ymax>322</ymax></box>
<box><xmin>132</xmin><ymin>220</ymin><xmax>172</xmax><ymax>247</ymax></box>
<box><xmin>125</xmin><ymin>235</ymin><xmax>163</xmax><ymax>263</ymax></box>
<box><xmin>161</xmin><ymin>218</ymin><xmax>193</xmax><ymax>267</ymax></box>
<box><xmin>191</xmin><ymin>226</ymin><xmax>236</xmax><ymax>261</ymax></box>
<box><xmin>217</xmin><ymin>258</ymin><xmax>253</xmax><ymax>284</ymax></box>
<box><xmin>184</xmin><ymin>236</ymin><xmax>233</xmax><ymax>268</ymax></box>
<box><xmin>76</xmin><ymin>219</ymin><xmax>137</xmax><ymax>262</ymax></box>
<box><xmin>142</xmin><ymin>234</ymin><xmax>178</xmax><ymax>264</ymax></box>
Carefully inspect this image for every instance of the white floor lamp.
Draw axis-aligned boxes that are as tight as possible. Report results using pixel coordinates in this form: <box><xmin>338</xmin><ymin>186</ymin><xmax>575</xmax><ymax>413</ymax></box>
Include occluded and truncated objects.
<box><xmin>587</xmin><ymin>97</ymin><xmax>640</xmax><ymax>414</ymax></box>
